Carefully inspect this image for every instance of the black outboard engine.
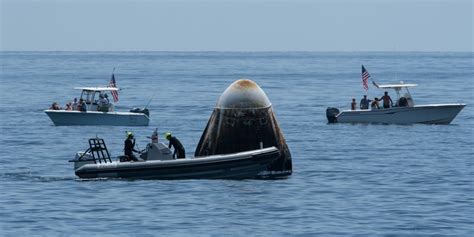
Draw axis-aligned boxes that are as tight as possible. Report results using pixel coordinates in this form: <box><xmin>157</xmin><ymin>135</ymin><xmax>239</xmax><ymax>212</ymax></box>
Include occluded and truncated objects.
<box><xmin>130</xmin><ymin>108</ymin><xmax>150</xmax><ymax>117</ymax></box>
<box><xmin>326</xmin><ymin>107</ymin><xmax>340</xmax><ymax>123</ymax></box>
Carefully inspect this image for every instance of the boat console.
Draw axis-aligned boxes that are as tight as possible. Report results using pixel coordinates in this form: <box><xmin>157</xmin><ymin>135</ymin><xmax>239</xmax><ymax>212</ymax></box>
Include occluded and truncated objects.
<box><xmin>140</xmin><ymin>142</ymin><xmax>173</xmax><ymax>161</ymax></box>
<box><xmin>70</xmin><ymin>137</ymin><xmax>176</xmax><ymax>171</ymax></box>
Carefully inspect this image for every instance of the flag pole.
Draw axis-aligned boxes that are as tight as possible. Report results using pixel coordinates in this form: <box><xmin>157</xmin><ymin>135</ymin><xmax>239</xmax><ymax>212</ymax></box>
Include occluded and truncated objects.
<box><xmin>108</xmin><ymin>67</ymin><xmax>116</xmax><ymax>86</ymax></box>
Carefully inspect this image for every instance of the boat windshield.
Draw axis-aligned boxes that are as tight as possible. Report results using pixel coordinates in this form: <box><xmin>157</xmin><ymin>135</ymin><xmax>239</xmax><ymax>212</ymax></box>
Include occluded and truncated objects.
<box><xmin>80</xmin><ymin>90</ymin><xmax>96</xmax><ymax>104</ymax></box>
<box><xmin>390</xmin><ymin>87</ymin><xmax>414</xmax><ymax>107</ymax></box>
<box><xmin>374</xmin><ymin>81</ymin><xmax>416</xmax><ymax>107</ymax></box>
<box><xmin>75</xmin><ymin>87</ymin><xmax>117</xmax><ymax>105</ymax></box>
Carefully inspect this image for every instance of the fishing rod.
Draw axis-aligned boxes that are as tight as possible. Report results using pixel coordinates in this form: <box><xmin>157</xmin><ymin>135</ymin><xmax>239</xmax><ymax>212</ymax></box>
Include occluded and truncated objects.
<box><xmin>144</xmin><ymin>92</ymin><xmax>156</xmax><ymax>110</ymax></box>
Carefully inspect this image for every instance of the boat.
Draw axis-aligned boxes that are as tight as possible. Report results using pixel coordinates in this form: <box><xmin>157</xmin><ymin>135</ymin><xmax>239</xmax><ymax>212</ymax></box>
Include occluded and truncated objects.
<box><xmin>326</xmin><ymin>82</ymin><xmax>466</xmax><ymax>124</ymax></box>
<box><xmin>69</xmin><ymin>137</ymin><xmax>281</xmax><ymax>179</ymax></box>
<box><xmin>45</xmin><ymin>87</ymin><xmax>150</xmax><ymax>126</ymax></box>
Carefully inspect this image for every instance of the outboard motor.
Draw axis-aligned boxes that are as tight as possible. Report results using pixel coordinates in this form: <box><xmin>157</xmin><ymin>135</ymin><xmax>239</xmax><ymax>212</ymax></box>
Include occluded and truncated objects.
<box><xmin>326</xmin><ymin>107</ymin><xmax>340</xmax><ymax>123</ymax></box>
<box><xmin>130</xmin><ymin>108</ymin><xmax>150</xmax><ymax>117</ymax></box>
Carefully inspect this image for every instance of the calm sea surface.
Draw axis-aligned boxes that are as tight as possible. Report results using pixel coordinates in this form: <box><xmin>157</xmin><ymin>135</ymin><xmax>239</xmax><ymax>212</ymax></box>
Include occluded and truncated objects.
<box><xmin>0</xmin><ymin>52</ymin><xmax>473</xmax><ymax>236</ymax></box>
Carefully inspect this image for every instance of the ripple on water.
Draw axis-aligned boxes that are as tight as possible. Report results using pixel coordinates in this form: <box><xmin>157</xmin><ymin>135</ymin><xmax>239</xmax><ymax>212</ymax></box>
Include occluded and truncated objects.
<box><xmin>0</xmin><ymin>52</ymin><xmax>473</xmax><ymax>236</ymax></box>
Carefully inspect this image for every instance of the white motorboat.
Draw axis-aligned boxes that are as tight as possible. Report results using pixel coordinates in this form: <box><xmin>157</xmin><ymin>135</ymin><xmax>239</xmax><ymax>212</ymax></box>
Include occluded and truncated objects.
<box><xmin>327</xmin><ymin>82</ymin><xmax>466</xmax><ymax>124</ymax></box>
<box><xmin>45</xmin><ymin>87</ymin><xmax>150</xmax><ymax>126</ymax></box>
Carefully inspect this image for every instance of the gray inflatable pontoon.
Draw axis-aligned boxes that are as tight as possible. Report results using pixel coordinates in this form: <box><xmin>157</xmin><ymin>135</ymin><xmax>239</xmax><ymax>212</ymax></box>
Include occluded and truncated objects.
<box><xmin>70</xmin><ymin>138</ymin><xmax>281</xmax><ymax>179</ymax></box>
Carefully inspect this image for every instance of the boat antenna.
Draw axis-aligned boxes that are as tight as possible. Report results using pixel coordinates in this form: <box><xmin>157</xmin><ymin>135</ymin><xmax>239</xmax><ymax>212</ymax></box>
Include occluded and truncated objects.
<box><xmin>394</xmin><ymin>45</ymin><xmax>398</xmax><ymax>82</ymax></box>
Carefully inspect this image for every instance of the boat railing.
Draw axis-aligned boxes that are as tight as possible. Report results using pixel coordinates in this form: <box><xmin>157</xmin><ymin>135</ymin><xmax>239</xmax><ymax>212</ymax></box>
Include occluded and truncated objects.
<box><xmin>86</xmin><ymin>138</ymin><xmax>112</xmax><ymax>164</ymax></box>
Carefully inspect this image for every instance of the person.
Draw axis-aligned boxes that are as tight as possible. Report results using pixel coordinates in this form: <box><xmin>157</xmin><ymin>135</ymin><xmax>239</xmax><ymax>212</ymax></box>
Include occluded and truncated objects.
<box><xmin>359</xmin><ymin>95</ymin><xmax>371</xmax><ymax>110</ymax></box>
<box><xmin>98</xmin><ymin>94</ymin><xmax>109</xmax><ymax>112</ymax></box>
<box><xmin>150</xmin><ymin>128</ymin><xmax>159</xmax><ymax>143</ymax></box>
<box><xmin>398</xmin><ymin>96</ymin><xmax>408</xmax><ymax>107</ymax></box>
<box><xmin>72</xmin><ymin>98</ymin><xmax>78</xmax><ymax>110</ymax></box>
<box><xmin>165</xmin><ymin>132</ymin><xmax>185</xmax><ymax>159</ymax></box>
<box><xmin>124</xmin><ymin>132</ymin><xmax>140</xmax><ymax>161</ymax></box>
<box><xmin>371</xmin><ymin>97</ymin><xmax>380</xmax><ymax>110</ymax></box>
<box><xmin>99</xmin><ymin>94</ymin><xmax>108</xmax><ymax>105</ymax></box>
<box><xmin>65</xmin><ymin>102</ymin><xmax>72</xmax><ymax>111</ymax></box>
<box><xmin>351</xmin><ymin>98</ymin><xmax>357</xmax><ymax>110</ymax></box>
<box><xmin>403</xmin><ymin>93</ymin><xmax>413</xmax><ymax>107</ymax></box>
<box><xmin>104</xmin><ymin>94</ymin><xmax>110</xmax><ymax>104</ymax></box>
<box><xmin>50</xmin><ymin>102</ymin><xmax>61</xmax><ymax>110</ymax></box>
<box><xmin>380</xmin><ymin>91</ymin><xmax>393</xmax><ymax>109</ymax></box>
<box><xmin>79</xmin><ymin>98</ymin><xmax>87</xmax><ymax>112</ymax></box>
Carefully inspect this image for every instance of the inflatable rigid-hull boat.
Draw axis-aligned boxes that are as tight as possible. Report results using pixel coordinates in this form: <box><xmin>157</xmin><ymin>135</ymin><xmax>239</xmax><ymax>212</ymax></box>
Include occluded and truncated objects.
<box><xmin>71</xmin><ymin>141</ymin><xmax>281</xmax><ymax>179</ymax></box>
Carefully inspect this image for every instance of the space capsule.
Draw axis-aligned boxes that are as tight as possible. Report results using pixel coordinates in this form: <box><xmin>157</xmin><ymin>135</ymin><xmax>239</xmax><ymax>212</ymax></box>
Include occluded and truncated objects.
<box><xmin>194</xmin><ymin>79</ymin><xmax>292</xmax><ymax>176</ymax></box>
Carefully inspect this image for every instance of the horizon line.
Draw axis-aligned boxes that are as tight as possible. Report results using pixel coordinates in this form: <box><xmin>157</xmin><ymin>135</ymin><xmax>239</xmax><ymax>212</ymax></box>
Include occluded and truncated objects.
<box><xmin>1</xmin><ymin>50</ymin><xmax>473</xmax><ymax>53</ymax></box>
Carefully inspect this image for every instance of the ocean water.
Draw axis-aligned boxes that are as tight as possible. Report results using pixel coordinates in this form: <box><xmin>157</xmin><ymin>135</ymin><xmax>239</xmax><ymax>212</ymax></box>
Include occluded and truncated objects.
<box><xmin>0</xmin><ymin>52</ymin><xmax>473</xmax><ymax>236</ymax></box>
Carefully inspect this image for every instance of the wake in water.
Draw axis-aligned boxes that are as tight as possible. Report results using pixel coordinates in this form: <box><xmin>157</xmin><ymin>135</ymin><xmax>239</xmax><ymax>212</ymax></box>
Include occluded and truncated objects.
<box><xmin>1</xmin><ymin>171</ymin><xmax>76</xmax><ymax>182</ymax></box>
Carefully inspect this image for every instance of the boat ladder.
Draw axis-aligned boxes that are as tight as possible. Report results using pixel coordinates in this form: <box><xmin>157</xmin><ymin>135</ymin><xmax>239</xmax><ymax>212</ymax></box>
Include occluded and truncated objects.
<box><xmin>85</xmin><ymin>138</ymin><xmax>112</xmax><ymax>164</ymax></box>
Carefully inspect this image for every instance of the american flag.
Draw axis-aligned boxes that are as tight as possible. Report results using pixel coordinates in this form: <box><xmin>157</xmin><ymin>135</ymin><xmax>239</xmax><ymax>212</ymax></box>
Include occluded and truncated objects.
<box><xmin>109</xmin><ymin>73</ymin><xmax>119</xmax><ymax>102</ymax></box>
<box><xmin>361</xmin><ymin>65</ymin><xmax>370</xmax><ymax>91</ymax></box>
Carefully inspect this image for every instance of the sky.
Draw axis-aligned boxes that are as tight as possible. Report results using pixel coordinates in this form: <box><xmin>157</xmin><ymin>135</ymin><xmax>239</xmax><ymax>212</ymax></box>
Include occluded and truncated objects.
<box><xmin>1</xmin><ymin>0</ymin><xmax>472</xmax><ymax>51</ymax></box>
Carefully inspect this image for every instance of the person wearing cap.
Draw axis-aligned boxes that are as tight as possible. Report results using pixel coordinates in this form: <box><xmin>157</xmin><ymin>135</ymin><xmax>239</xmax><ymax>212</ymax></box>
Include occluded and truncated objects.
<box><xmin>104</xmin><ymin>94</ymin><xmax>110</xmax><ymax>104</ymax></box>
<box><xmin>99</xmin><ymin>94</ymin><xmax>108</xmax><ymax>105</ymax></box>
<box><xmin>98</xmin><ymin>94</ymin><xmax>109</xmax><ymax>112</ymax></box>
<box><xmin>124</xmin><ymin>132</ymin><xmax>140</xmax><ymax>161</ymax></box>
<box><xmin>165</xmin><ymin>132</ymin><xmax>185</xmax><ymax>159</ymax></box>
<box><xmin>359</xmin><ymin>95</ymin><xmax>371</xmax><ymax>110</ymax></box>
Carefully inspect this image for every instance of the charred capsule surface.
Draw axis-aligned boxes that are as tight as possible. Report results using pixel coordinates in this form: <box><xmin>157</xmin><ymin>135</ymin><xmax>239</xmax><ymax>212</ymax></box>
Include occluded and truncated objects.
<box><xmin>194</xmin><ymin>79</ymin><xmax>292</xmax><ymax>176</ymax></box>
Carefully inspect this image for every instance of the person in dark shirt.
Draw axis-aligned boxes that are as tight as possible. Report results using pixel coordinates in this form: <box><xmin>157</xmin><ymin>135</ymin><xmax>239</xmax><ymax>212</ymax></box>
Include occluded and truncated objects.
<box><xmin>165</xmin><ymin>132</ymin><xmax>185</xmax><ymax>159</ymax></box>
<box><xmin>360</xmin><ymin>95</ymin><xmax>371</xmax><ymax>110</ymax></box>
<box><xmin>351</xmin><ymin>98</ymin><xmax>357</xmax><ymax>110</ymax></box>
<box><xmin>124</xmin><ymin>132</ymin><xmax>140</xmax><ymax>161</ymax></box>
<box><xmin>79</xmin><ymin>98</ymin><xmax>87</xmax><ymax>112</ymax></box>
<box><xmin>380</xmin><ymin>91</ymin><xmax>393</xmax><ymax>109</ymax></box>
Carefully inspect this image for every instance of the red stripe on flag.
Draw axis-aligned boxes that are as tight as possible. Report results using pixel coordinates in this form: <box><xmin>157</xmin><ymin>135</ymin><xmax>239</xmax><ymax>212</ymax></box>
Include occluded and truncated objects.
<box><xmin>361</xmin><ymin>66</ymin><xmax>370</xmax><ymax>91</ymax></box>
<box><xmin>109</xmin><ymin>74</ymin><xmax>119</xmax><ymax>102</ymax></box>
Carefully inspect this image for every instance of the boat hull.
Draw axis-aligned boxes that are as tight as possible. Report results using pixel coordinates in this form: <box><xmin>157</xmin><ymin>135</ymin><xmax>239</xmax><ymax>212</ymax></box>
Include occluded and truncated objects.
<box><xmin>334</xmin><ymin>104</ymin><xmax>465</xmax><ymax>124</ymax></box>
<box><xmin>74</xmin><ymin>147</ymin><xmax>282</xmax><ymax>179</ymax></box>
<box><xmin>45</xmin><ymin>110</ymin><xmax>149</xmax><ymax>126</ymax></box>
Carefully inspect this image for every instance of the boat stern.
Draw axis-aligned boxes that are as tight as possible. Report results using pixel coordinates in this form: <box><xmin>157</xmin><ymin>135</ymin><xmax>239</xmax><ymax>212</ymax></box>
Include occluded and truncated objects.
<box><xmin>326</xmin><ymin>107</ymin><xmax>340</xmax><ymax>123</ymax></box>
